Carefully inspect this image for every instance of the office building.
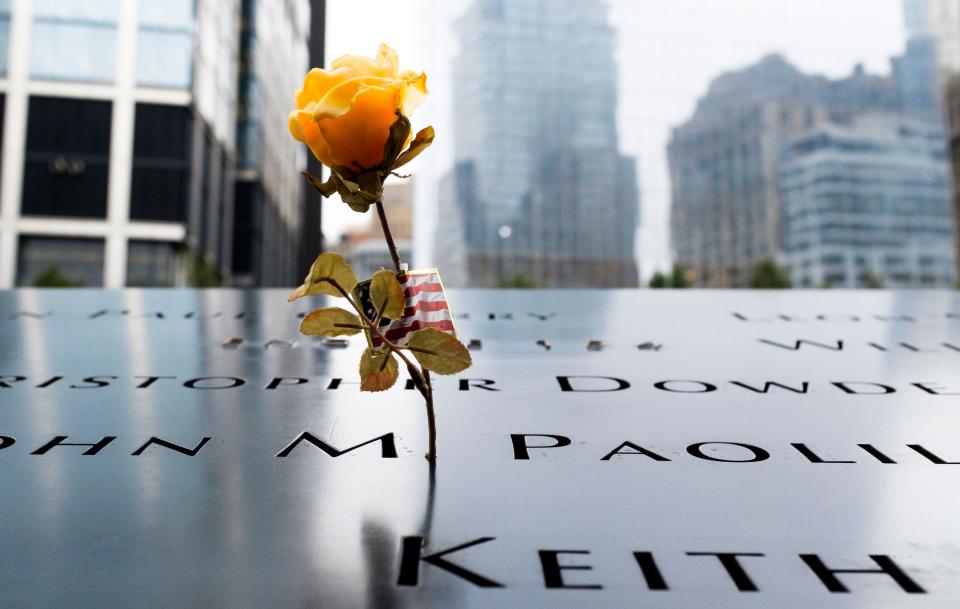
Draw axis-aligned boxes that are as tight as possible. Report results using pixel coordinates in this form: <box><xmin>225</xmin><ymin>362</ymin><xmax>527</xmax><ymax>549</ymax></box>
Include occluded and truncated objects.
<box><xmin>947</xmin><ymin>77</ymin><xmax>960</xmax><ymax>279</ymax></box>
<box><xmin>438</xmin><ymin>0</ymin><xmax>639</xmax><ymax>287</ymax></box>
<box><xmin>233</xmin><ymin>0</ymin><xmax>312</xmax><ymax>287</ymax></box>
<box><xmin>903</xmin><ymin>0</ymin><xmax>960</xmax><ymax>75</ymax></box>
<box><xmin>781</xmin><ymin>115</ymin><xmax>955</xmax><ymax>288</ymax></box>
<box><xmin>0</xmin><ymin>0</ymin><xmax>311</xmax><ymax>288</ymax></box>
<box><xmin>669</xmin><ymin>46</ymin><xmax>946</xmax><ymax>286</ymax></box>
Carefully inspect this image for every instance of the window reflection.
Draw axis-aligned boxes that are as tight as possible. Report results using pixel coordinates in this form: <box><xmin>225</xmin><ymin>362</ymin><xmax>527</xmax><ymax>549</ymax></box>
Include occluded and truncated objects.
<box><xmin>0</xmin><ymin>0</ymin><xmax>10</xmax><ymax>76</ymax></box>
<box><xmin>126</xmin><ymin>240</ymin><xmax>179</xmax><ymax>287</ymax></box>
<box><xmin>16</xmin><ymin>236</ymin><xmax>105</xmax><ymax>287</ymax></box>
<box><xmin>137</xmin><ymin>0</ymin><xmax>193</xmax><ymax>88</ymax></box>
<box><xmin>31</xmin><ymin>0</ymin><xmax>118</xmax><ymax>83</ymax></box>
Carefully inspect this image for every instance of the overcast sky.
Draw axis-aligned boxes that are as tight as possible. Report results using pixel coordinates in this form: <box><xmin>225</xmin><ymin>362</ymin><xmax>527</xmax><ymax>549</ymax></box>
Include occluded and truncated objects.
<box><xmin>324</xmin><ymin>0</ymin><xmax>906</xmax><ymax>278</ymax></box>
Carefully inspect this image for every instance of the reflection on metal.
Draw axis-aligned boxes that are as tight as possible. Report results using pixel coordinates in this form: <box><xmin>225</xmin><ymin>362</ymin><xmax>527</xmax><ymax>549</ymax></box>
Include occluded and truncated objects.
<box><xmin>264</xmin><ymin>339</ymin><xmax>296</xmax><ymax>349</ymax></box>
<box><xmin>0</xmin><ymin>288</ymin><xmax>958</xmax><ymax>607</ymax></box>
<box><xmin>586</xmin><ymin>339</ymin><xmax>604</xmax><ymax>351</ymax></box>
<box><xmin>222</xmin><ymin>337</ymin><xmax>243</xmax><ymax>349</ymax></box>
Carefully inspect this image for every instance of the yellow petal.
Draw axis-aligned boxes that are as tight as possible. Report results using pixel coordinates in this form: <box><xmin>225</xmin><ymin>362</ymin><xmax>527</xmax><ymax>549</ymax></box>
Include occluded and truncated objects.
<box><xmin>317</xmin><ymin>84</ymin><xmax>400</xmax><ymax>171</ymax></box>
<box><xmin>288</xmin><ymin>111</ymin><xmax>304</xmax><ymax>142</ymax></box>
<box><xmin>295</xmin><ymin>66</ymin><xmax>357</xmax><ymax>110</ymax></box>
<box><xmin>296</xmin><ymin>110</ymin><xmax>335</xmax><ymax>167</ymax></box>
<box><xmin>311</xmin><ymin>76</ymin><xmax>397</xmax><ymax>121</ymax></box>
<box><xmin>332</xmin><ymin>43</ymin><xmax>399</xmax><ymax>79</ymax></box>
<box><xmin>399</xmin><ymin>71</ymin><xmax>428</xmax><ymax>117</ymax></box>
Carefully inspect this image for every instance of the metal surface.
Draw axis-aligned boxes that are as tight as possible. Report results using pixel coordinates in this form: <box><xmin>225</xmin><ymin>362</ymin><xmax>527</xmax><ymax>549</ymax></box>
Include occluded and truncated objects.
<box><xmin>0</xmin><ymin>288</ymin><xmax>959</xmax><ymax>608</ymax></box>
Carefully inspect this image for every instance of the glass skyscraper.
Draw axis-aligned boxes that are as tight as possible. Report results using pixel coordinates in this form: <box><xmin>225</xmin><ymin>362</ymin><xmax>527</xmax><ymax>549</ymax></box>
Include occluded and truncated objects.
<box><xmin>437</xmin><ymin>0</ymin><xmax>639</xmax><ymax>287</ymax></box>
<box><xmin>780</xmin><ymin>115</ymin><xmax>955</xmax><ymax>288</ymax></box>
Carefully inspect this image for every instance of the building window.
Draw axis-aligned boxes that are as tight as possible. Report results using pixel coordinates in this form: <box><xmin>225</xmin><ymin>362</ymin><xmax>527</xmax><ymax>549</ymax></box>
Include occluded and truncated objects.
<box><xmin>0</xmin><ymin>94</ymin><xmax>5</xmax><ymax>213</ymax></box>
<box><xmin>0</xmin><ymin>0</ymin><xmax>11</xmax><ymax>76</ymax></box>
<box><xmin>130</xmin><ymin>103</ymin><xmax>192</xmax><ymax>222</ymax></box>
<box><xmin>137</xmin><ymin>0</ymin><xmax>193</xmax><ymax>88</ymax></box>
<box><xmin>21</xmin><ymin>97</ymin><xmax>112</xmax><ymax>218</ymax></box>
<box><xmin>31</xmin><ymin>0</ymin><xmax>118</xmax><ymax>83</ymax></box>
<box><xmin>126</xmin><ymin>240</ymin><xmax>179</xmax><ymax>287</ymax></box>
<box><xmin>16</xmin><ymin>236</ymin><xmax>105</xmax><ymax>286</ymax></box>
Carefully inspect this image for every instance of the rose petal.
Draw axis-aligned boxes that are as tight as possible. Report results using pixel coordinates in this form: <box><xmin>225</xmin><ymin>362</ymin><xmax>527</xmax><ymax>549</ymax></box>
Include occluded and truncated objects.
<box><xmin>318</xmin><ymin>84</ymin><xmax>401</xmax><ymax>171</ymax></box>
<box><xmin>331</xmin><ymin>43</ymin><xmax>399</xmax><ymax>79</ymax></box>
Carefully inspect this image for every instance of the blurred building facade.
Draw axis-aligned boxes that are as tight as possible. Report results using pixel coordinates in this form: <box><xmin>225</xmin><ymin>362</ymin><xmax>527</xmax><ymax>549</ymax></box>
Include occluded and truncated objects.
<box><xmin>233</xmin><ymin>0</ymin><xmax>311</xmax><ymax>287</ymax></box>
<box><xmin>437</xmin><ymin>0</ymin><xmax>639</xmax><ymax>287</ymax></box>
<box><xmin>0</xmin><ymin>0</ymin><xmax>310</xmax><ymax>288</ymax></box>
<box><xmin>780</xmin><ymin>115</ymin><xmax>954</xmax><ymax>287</ymax></box>
<box><xmin>669</xmin><ymin>40</ymin><xmax>952</xmax><ymax>287</ymax></box>
<box><xmin>904</xmin><ymin>0</ymin><xmax>960</xmax><ymax>75</ymax></box>
<box><xmin>342</xmin><ymin>180</ymin><xmax>412</xmax><ymax>279</ymax></box>
<box><xmin>949</xmin><ymin>77</ymin><xmax>960</xmax><ymax>278</ymax></box>
<box><xmin>300</xmin><ymin>0</ymin><xmax>325</xmax><ymax>275</ymax></box>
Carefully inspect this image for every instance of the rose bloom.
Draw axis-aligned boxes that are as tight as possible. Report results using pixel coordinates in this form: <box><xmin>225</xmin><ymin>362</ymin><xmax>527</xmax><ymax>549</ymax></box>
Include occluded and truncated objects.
<box><xmin>288</xmin><ymin>43</ymin><xmax>427</xmax><ymax>173</ymax></box>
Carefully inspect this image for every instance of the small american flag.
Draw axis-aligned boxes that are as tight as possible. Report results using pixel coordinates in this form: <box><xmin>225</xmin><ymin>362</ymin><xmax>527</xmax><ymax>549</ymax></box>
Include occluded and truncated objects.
<box><xmin>354</xmin><ymin>268</ymin><xmax>456</xmax><ymax>348</ymax></box>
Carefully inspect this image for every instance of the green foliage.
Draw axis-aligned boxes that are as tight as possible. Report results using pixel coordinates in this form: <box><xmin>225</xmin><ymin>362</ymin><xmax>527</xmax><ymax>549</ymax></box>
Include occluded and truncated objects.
<box><xmin>862</xmin><ymin>271</ymin><xmax>884</xmax><ymax>289</ymax></box>
<box><xmin>749</xmin><ymin>258</ymin><xmax>791</xmax><ymax>289</ymax></box>
<box><xmin>31</xmin><ymin>265</ymin><xmax>83</xmax><ymax>287</ymax></box>
<box><xmin>187</xmin><ymin>255</ymin><xmax>222</xmax><ymax>288</ymax></box>
<box><xmin>649</xmin><ymin>264</ymin><xmax>691</xmax><ymax>288</ymax></box>
<box><xmin>670</xmin><ymin>264</ymin><xmax>692</xmax><ymax>288</ymax></box>
<box><xmin>496</xmin><ymin>274</ymin><xmax>537</xmax><ymax>289</ymax></box>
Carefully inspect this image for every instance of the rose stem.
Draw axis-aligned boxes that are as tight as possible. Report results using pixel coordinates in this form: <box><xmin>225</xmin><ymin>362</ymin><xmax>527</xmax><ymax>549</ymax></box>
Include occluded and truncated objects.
<box><xmin>376</xmin><ymin>198</ymin><xmax>402</xmax><ymax>272</ymax></box>
<box><xmin>373</xmin><ymin>193</ymin><xmax>437</xmax><ymax>461</ymax></box>
<box><xmin>423</xmin><ymin>369</ymin><xmax>436</xmax><ymax>461</ymax></box>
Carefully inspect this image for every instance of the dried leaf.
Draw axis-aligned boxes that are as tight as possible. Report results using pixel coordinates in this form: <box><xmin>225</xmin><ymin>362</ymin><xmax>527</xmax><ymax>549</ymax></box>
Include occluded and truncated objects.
<box><xmin>301</xmin><ymin>171</ymin><xmax>338</xmax><ymax>197</ymax></box>
<box><xmin>382</xmin><ymin>112</ymin><xmax>412</xmax><ymax>169</ymax></box>
<box><xmin>288</xmin><ymin>252</ymin><xmax>358</xmax><ymax>301</ymax></box>
<box><xmin>406</xmin><ymin>328</ymin><xmax>472</xmax><ymax>375</ymax></box>
<box><xmin>336</xmin><ymin>175</ymin><xmax>379</xmax><ymax>213</ymax></box>
<box><xmin>391</xmin><ymin>126</ymin><xmax>435</xmax><ymax>170</ymax></box>
<box><xmin>299</xmin><ymin>307</ymin><xmax>363</xmax><ymax>337</ymax></box>
<box><xmin>370</xmin><ymin>269</ymin><xmax>405</xmax><ymax>320</ymax></box>
<box><xmin>359</xmin><ymin>347</ymin><xmax>399</xmax><ymax>392</ymax></box>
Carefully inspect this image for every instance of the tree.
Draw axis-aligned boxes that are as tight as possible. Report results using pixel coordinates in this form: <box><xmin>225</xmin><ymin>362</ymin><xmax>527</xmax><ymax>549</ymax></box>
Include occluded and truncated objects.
<box><xmin>649</xmin><ymin>265</ymin><xmax>692</xmax><ymax>288</ymax></box>
<box><xmin>749</xmin><ymin>258</ymin><xmax>791</xmax><ymax>289</ymax></box>
<box><xmin>669</xmin><ymin>264</ymin><xmax>692</xmax><ymax>288</ymax></box>
<box><xmin>187</xmin><ymin>254</ymin><xmax>222</xmax><ymax>287</ymax></box>
<box><xmin>495</xmin><ymin>274</ymin><xmax>536</xmax><ymax>288</ymax></box>
<box><xmin>32</xmin><ymin>266</ymin><xmax>82</xmax><ymax>287</ymax></box>
<box><xmin>862</xmin><ymin>271</ymin><xmax>884</xmax><ymax>289</ymax></box>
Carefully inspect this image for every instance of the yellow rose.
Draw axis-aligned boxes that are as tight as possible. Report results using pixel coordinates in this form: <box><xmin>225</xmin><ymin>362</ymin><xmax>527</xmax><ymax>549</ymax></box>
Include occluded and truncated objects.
<box><xmin>289</xmin><ymin>43</ymin><xmax>428</xmax><ymax>173</ymax></box>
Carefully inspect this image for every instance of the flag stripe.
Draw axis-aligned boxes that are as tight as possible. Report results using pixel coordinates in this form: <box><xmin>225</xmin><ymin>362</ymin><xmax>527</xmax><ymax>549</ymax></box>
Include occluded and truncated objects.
<box><xmin>368</xmin><ymin>270</ymin><xmax>454</xmax><ymax>347</ymax></box>
<box><xmin>404</xmin><ymin>300</ymin><xmax>449</xmax><ymax>316</ymax></box>
<box><xmin>404</xmin><ymin>282</ymin><xmax>444</xmax><ymax>297</ymax></box>
<box><xmin>382</xmin><ymin>319</ymin><xmax>455</xmax><ymax>342</ymax></box>
<box><xmin>406</xmin><ymin>291</ymin><xmax>446</xmax><ymax>304</ymax></box>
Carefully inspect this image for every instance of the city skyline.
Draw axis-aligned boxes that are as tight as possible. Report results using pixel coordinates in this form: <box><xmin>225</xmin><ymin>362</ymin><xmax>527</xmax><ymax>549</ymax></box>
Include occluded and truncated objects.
<box><xmin>326</xmin><ymin>0</ymin><xmax>907</xmax><ymax>281</ymax></box>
